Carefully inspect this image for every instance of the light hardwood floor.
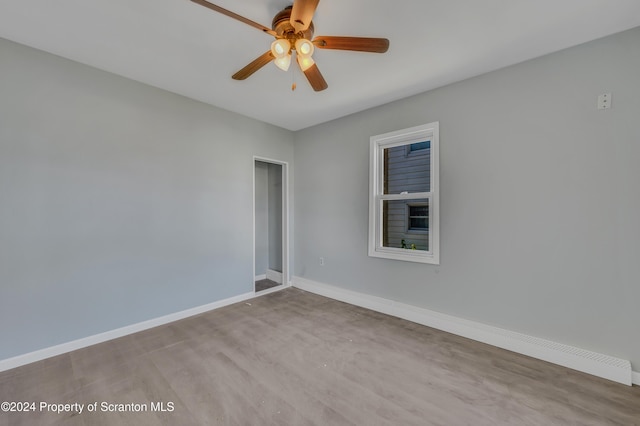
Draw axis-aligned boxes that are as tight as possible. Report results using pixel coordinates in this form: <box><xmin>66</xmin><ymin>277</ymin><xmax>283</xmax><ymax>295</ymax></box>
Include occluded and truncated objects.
<box><xmin>1</xmin><ymin>288</ymin><xmax>639</xmax><ymax>425</ymax></box>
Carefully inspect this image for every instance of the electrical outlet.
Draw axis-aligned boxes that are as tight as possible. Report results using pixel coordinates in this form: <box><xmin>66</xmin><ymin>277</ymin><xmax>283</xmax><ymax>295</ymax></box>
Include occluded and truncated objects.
<box><xmin>598</xmin><ymin>93</ymin><xmax>612</xmax><ymax>110</ymax></box>
<box><xmin>319</xmin><ymin>257</ymin><xmax>325</xmax><ymax>266</ymax></box>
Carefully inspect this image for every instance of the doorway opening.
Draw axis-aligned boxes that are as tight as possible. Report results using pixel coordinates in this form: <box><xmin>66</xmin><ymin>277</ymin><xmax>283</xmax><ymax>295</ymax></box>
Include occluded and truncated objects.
<box><xmin>254</xmin><ymin>158</ymin><xmax>288</xmax><ymax>293</ymax></box>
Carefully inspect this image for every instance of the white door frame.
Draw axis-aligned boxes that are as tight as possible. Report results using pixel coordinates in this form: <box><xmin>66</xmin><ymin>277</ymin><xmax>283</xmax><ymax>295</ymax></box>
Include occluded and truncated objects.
<box><xmin>253</xmin><ymin>156</ymin><xmax>290</xmax><ymax>293</ymax></box>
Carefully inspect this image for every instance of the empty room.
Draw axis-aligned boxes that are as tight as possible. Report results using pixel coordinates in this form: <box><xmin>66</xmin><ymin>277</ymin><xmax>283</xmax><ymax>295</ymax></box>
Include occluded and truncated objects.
<box><xmin>1</xmin><ymin>0</ymin><xmax>640</xmax><ymax>424</ymax></box>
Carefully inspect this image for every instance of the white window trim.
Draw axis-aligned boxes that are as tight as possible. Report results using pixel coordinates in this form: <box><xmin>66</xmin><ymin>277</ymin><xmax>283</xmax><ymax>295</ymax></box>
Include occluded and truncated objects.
<box><xmin>368</xmin><ymin>122</ymin><xmax>440</xmax><ymax>264</ymax></box>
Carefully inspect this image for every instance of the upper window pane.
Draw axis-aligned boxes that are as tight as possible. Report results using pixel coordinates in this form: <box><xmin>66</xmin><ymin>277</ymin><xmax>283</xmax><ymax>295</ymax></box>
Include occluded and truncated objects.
<box><xmin>383</xmin><ymin>142</ymin><xmax>431</xmax><ymax>194</ymax></box>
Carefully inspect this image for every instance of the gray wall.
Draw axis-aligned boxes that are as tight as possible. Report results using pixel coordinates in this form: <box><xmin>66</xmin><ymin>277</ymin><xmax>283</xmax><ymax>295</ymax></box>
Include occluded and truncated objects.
<box><xmin>294</xmin><ymin>27</ymin><xmax>640</xmax><ymax>369</ymax></box>
<box><xmin>0</xmin><ymin>38</ymin><xmax>294</xmax><ymax>360</ymax></box>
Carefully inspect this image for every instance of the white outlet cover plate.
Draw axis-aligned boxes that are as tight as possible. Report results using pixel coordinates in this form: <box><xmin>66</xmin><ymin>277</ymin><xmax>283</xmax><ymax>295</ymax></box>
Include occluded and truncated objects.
<box><xmin>598</xmin><ymin>93</ymin><xmax>612</xmax><ymax>109</ymax></box>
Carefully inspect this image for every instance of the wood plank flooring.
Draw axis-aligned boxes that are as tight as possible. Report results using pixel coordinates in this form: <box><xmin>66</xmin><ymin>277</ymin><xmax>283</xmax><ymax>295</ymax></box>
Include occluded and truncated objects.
<box><xmin>1</xmin><ymin>288</ymin><xmax>639</xmax><ymax>425</ymax></box>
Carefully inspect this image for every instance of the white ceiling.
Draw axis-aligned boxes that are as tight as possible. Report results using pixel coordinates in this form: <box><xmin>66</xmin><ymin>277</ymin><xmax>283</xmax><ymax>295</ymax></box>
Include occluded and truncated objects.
<box><xmin>1</xmin><ymin>0</ymin><xmax>640</xmax><ymax>131</ymax></box>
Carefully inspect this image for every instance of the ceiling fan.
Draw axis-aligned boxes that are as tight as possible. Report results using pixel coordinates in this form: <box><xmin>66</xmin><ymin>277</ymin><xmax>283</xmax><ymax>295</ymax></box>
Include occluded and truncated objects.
<box><xmin>190</xmin><ymin>0</ymin><xmax>390</xmax><ymax>91</ymax></box>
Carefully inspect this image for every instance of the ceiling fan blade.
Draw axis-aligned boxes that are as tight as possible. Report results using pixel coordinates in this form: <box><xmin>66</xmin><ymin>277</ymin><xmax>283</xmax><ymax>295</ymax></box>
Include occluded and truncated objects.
<box><xmin>290</xmin><ymin>0</ymin><xmax>319</xmax><ymax>32</ymax></box>
<box><xmin>190</xmin><ymin>0</ymin><xmax>277</xmax><ymax>36</ymax></box>
<box><xmin>302</xmin><ymin>63</ymin><xmax>328</xmax><ymax>92</ymax></box>
<box><xmin>313</xmin><ymin>36</ymin><xmax>390</xmax><ymax>53</ymax></box>
<box><xmin>232</xmin><ymin>51</ymin><xmax>275</xmax><ymax>80</ymax></box>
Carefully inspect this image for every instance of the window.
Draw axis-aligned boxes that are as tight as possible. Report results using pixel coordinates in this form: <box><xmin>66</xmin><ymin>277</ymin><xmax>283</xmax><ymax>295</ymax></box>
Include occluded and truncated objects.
<box><xmin>407</xmin><ymin>204</ymin><xmax>429</xmax><ymax>231</ymax></box>
<box><xmin>368</xmin><ymin>122</ymin><xmax>439</xmax><ymax>264</ymax></box>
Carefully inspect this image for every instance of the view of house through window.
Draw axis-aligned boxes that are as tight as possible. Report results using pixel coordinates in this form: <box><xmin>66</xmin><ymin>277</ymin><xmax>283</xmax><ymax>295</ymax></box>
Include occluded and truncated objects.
<box><xmin>383</xmin><ymin>199</ymin><xmax>429</xmax><ymax>250</ymax></box>
<box><xmin>408</xmin><ymin>204</ymin><xmax>429</xmax><ymax>231</ymax></box>
<box><xmin>369</xmin><ymin>122</ymin><xmax>439</xmax><ymax>264</ymax></box>
<box><xmin>382</xmin><ymin>141</ymin><xmax>431</xmax><ymax>251</ymax></box>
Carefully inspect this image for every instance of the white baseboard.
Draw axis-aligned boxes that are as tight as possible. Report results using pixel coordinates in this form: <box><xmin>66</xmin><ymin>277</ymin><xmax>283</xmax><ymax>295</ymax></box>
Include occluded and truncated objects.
<box><xmin>0</xmin><ymin>291</ymin><xmax>255</xmax><ymax>373</ymax></box>
<box><xmin>293</xmin><ymin>276</ymin><xmax>634</xmax><ymax>386</ymax></box>
<box><xmin>255</xmin><ymin>274</ymin><xmax>267</xmax><ymax>281</ymax></box>
<box><xmin>266</xmin><ymin>269</ymin><xmax>283</xmax><ymax>284</ymax></box>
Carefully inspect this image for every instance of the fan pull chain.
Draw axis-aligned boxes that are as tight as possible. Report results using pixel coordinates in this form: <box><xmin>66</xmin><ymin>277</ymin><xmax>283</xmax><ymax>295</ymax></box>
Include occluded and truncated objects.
<box><xmin>291</xmin><ymin>64</ymin><xmax>297</xmax><ymax>91</ymax></box>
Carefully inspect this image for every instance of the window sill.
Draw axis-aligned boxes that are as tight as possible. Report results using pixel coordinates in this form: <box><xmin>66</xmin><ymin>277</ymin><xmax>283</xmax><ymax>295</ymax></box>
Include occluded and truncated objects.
<box><xmin>368</xmin><ymin>247</ymin><xmax>439</xmax><ymax>264</ymax></box>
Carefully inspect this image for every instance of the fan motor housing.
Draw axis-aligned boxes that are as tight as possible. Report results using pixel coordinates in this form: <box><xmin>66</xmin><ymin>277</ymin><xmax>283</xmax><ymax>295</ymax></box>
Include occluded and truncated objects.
<box><xmin>272</xmin><ymin>6</ymin><xmax>314</xmax><ymax>41</ymax></box>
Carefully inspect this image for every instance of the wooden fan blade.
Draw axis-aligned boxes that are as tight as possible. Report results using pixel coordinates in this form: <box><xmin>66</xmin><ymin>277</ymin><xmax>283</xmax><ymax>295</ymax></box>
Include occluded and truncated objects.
<box><xmin>313</xmin><ymin>36</ymin><xmax>389</xmax><ymax>53</ymax></box>
<box><xmin>290</xmin><ymin>0</ymin><xmax>319</xmax><ymax>32</ymax></box>
<box><xmin>302</xmin><ymin>63</ymin><xmax>328</xmax><ymax>92</ymax></box>
<box><xmin>190</xmin><ymin>0</ymin><xmax>276</xmax><ymax>36</ymax></box>
<box><xmin>232</xmin><ymin>51</ymin><xmax>275</xmax><ymax>80</ymax></box>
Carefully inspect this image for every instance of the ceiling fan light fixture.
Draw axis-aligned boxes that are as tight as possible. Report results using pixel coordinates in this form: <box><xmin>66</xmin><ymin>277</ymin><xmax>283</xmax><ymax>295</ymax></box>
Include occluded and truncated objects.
<box><xmin>190</xmin><ymin>1</ymin><xmax>389</xmax><ymax>92</ymax></box>
<box><xmin>274</xmin><ymin>53</ymin><xmax>292</xmax><ymax>71</ymax></box>
<box><xmin>271</xmin><ymin>39</ymin><xmax>291</xmax><ymax>58</ymax></box>
<box><xmin>295</xmin><ymin>38</ymin><xmax>314</xmax><ymax>57</ymax></box>
<box><xmin>297</xmin><ymin>53</ymin><xmax>315</xmax><ymax>72</ymax></box>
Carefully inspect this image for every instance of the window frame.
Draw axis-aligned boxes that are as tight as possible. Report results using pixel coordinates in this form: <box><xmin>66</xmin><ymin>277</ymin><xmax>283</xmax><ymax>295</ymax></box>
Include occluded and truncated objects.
<box><xmin>368</xmin><ymin>122</ymin><xmax>440</xmax><ymax>264</ymax></box>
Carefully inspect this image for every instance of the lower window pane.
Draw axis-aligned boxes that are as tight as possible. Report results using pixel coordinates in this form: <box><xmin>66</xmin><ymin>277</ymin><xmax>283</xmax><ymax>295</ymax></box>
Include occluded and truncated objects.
<box><xmin>382</xmin><ymin>199</ymin><xmax>429</xmax><ymax>251</ymax></box>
